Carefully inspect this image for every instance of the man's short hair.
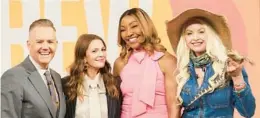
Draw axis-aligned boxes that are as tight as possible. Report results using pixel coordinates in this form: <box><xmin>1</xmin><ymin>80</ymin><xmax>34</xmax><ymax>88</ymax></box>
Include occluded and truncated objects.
<box><xmin>29</xmin><ymin>19</ymin><xmax>56</xmax><ymax>31</ymax></box>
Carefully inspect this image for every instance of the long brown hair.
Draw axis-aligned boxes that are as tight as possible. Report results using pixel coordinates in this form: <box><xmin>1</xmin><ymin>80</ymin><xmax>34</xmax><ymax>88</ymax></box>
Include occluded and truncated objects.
<box><xmin>117</xmin><ymin>8</ymin><xmax>166</xmax><ymax>63</ymax></box>
<box><xmin>64</xmin><ymin>34</ymin><xmax>119</xmax><ymax>101</ymax></box>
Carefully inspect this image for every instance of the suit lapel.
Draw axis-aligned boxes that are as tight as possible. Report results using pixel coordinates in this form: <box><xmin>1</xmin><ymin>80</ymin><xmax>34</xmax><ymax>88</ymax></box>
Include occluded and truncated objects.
<box><xmin>50</xmin><ymin>70</ymin><xmax>63</xmax><ymax>117</ymax></box>
<box><xmin>28</xmin><ymin>72</ymin><xmax>56</xmax><ymax>117</ymax></box>
<box><xmin>22</xmin><ymin>57</ymin><xmax>56</xmax><ymax>118</ymax></box>
<box><xmin>50</xmin><ymin>70</ymin><xmax>62</xmax><ymax>102</ymax></box>
<box><xmin>106</xmin><ymin>93</ymin><xmax>113</xmax><ymax>118</ymax></box>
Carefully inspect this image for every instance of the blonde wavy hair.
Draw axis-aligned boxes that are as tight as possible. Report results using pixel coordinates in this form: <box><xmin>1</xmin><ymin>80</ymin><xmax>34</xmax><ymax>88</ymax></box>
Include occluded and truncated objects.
<box><xmin>175</xmin><ymin>19</ymin><xmax>229</xmax><ymax>105</ymax></box>
<box><xmin>117</xmin><ymin>8</ymin><xmax>166</xmax><ymax>63</ymax></box>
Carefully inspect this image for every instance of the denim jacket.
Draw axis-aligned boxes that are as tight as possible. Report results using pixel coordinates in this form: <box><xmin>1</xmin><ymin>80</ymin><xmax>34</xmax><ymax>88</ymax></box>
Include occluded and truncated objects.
<box><xmin>180</xmin><ymin>62</ymin><xmax>255</xmax><ymax>118</ymax></box>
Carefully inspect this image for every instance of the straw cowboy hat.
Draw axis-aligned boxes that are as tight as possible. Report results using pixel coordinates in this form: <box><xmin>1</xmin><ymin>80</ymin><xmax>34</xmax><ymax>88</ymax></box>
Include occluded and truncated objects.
<box><xmin>166</xmin><ymin>8</ymin><xmax>232</xmax><ymax>51</ymax></box>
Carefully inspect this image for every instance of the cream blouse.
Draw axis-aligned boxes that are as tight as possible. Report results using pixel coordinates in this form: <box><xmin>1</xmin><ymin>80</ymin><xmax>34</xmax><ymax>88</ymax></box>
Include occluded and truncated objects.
<box><xmin>75</xmin><ymin>73</ymin><xmax>108</xmax><ymax>118</ymax></box>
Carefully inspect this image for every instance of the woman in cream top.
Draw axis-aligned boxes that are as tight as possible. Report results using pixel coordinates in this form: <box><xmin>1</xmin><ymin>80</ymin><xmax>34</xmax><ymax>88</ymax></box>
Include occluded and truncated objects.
<box><xmin>62</xmin><ymin>34</ymin><xmax>121</xmax><ymax>118</ymax></box>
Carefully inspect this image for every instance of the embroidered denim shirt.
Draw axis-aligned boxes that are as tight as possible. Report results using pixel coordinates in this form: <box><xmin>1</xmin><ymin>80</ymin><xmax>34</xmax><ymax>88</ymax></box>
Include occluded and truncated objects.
<box><xmin>180</xmin><ymin>62</ymin><xmax>255</xmax><ymax>118</ymax></box>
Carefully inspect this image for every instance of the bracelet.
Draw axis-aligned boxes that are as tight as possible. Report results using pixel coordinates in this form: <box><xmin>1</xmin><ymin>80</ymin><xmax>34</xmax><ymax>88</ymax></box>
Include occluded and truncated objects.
<box><xmin>234</xmin><ymin>82</ymin><xmax>246</xmax><ymax>88</ymax></box>
<box><xmin>234</xmin><ymin>87</ymin><xmax>246</xmax><ymax>94</ymax></box>
<box><xmin>234</xmin><ymin>82</ymin><xmax>246</xmax><ymax>91</ymax></box>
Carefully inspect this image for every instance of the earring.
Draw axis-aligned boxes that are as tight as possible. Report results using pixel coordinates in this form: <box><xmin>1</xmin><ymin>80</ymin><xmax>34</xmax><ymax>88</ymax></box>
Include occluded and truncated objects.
<box><xmin>84</xmin><ymin>59</ymin><xmax>89</xmax><ymax>69</ymax></box>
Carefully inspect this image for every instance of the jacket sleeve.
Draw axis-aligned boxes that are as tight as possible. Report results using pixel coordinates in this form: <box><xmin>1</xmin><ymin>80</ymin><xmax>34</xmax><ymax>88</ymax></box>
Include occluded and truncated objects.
<box><xmin>1</xmin><ymin>71</ymin><xmax>23</xmax><ymax>118</ymax></box>
<box><xmin>61</xmin><ymin>76</ymin><xmax>78</xmax><ymax>118</ymax></box>
<box><xmin>232</xmin><ymin>68</ymin><xmax>256</xmax><ymax>118</ymax></box>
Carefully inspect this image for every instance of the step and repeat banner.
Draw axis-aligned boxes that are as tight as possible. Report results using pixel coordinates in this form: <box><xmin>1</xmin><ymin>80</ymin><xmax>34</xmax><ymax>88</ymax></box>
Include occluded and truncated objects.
<box><xmin>1</xmin><ymin>0</ymin><xmax>259</xmax><ymax>117</ymax></box>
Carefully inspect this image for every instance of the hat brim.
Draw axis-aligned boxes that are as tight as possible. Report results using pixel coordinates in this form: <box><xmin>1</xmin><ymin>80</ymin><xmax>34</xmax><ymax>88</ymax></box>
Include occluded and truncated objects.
<box><xmin>166</xmin><ymin>8</ymin><xmax>232</xmax><ymax>52</ymax></box>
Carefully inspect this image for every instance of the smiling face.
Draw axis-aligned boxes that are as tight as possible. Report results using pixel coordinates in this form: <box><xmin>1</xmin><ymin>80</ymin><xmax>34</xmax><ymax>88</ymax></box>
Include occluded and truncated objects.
<box><xmin>85</xmin><ymin>39</ymin><xmax>107</xmax><ymax>70</ymax></box>
<box><xmin>184</xmin><ymin>23</ymin><xmax>207</xmax><ymax>56</ymax></box>
<box><xmin>120</xmin><ymin>15</ymin><xmax>143</xmax><ymax>50</ymax></box>
<box><xmin>27</xmin><ymin>26</ymin><xmax>57</xmax><ymax>69</ymax></box>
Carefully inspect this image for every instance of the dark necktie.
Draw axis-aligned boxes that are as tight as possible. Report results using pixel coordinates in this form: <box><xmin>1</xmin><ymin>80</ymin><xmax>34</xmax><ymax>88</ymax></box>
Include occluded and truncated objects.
<box><xmin>44</xmin><ymin>70</ymin><xmax>59</xmax><ymax>111</ymax></box>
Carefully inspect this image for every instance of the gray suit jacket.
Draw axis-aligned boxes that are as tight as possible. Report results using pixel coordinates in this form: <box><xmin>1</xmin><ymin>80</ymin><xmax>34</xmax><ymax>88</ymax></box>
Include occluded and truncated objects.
<box><xmin>1</xmin><ymin>56</ymin><xmax>66</xmax><ymax>118</ymax></box>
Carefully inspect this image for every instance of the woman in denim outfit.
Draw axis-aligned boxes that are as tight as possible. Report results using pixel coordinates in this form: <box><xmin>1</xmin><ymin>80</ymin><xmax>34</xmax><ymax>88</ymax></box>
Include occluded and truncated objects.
<box><xmin>166</xmin><ymin>9</ymin><xmax>255</xmax><ymax>118</ymax></box>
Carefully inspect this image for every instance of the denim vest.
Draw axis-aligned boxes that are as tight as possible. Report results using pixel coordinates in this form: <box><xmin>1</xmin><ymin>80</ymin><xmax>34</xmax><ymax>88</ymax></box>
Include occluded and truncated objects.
<box><xmin>180</xmin><ymin>62</ymin><xmax>255</xmax><ymax>118</ymax></box>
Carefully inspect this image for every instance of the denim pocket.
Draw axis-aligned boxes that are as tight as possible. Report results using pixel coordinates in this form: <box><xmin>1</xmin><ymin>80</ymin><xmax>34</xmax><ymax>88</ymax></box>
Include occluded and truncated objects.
<box><xmin>181</xmin><ymin>85</ymin><xmax>193</xmax><ymax>106</ymax></box>
<box><xmin>206</xmin><ymin>86</ymin><xmax>231</xmax><ymax>108</ymax></box>
<box><xmin>182</xmin><ymin>86</ymin><xmax>192</xmax><ymax>95</ymax></box>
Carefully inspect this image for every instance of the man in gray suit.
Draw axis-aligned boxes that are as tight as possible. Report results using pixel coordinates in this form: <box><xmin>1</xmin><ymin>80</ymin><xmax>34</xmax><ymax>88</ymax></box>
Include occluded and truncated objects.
<box><xmin>1</xmin><ymin>19</ymin><xmax>65</xmax><ymax>118</ymax></box>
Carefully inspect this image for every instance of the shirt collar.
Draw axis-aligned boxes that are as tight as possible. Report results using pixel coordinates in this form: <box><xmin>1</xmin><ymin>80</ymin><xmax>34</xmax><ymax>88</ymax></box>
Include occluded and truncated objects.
<box><xmin>84</xmin><ymin>73</ymin><xmax>106</xmax><ymax>92</ymax></box>
<box><xmin>29</xmin><ymin>56</ymin><xmax>50</xmax><ymax>75</ymax></box>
